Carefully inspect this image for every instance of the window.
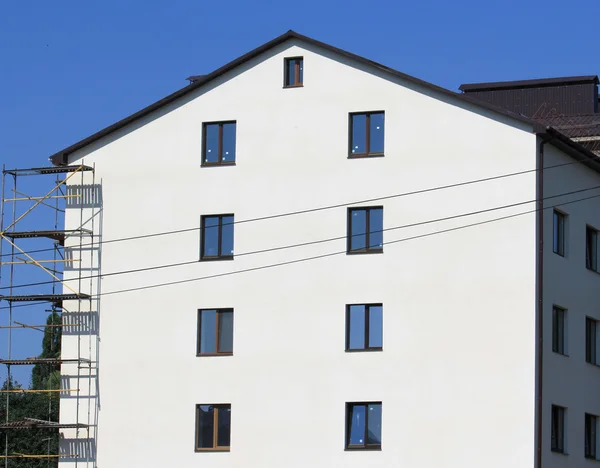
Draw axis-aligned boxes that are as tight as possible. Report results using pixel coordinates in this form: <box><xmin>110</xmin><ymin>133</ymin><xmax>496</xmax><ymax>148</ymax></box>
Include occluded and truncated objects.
<box><xmin>587</xmin><ymin>226</ymin><xmax>598</xmax><ymax>271</ymax></box>
<box><xmin>195</xmin><ymin>404</ymin><xmax>231</xmax><ymax>451</ymax></box>
<box><xmin>586</xmin><ymin>413</ymin><xmax>599</xmax><ymax>459</ymax></box>
<box><xmin>586</xmin><ymin>317</ymin><xmax>600</xmax><ymax>366</ymax></box>
<box><xmin>284</xmin><ymin>57</ymin><xmax>303</xmax><ymax>87</ymax></box>
<box><xmin>202</xmin><ymin>122</ymin><xmax>236</xmax><ymax>166</ymax></box>
<box><xmin>552</xmin><ymin>306</ymin><xmax>567</xmax><ymax>355</ymax></box>
<box><xmin>346</xmin><ymin>402</ymin><xmax>382</xmax><ymax>450</ymax></box>
<box><xmin>553</xmin><ymin>210</ymin><xmax>566</xmax><ymax>256</ymax></box>
<box><xmin>347</xmin><ymin>207</ymin><xmax>383</xmax><ymax>254</ymax></box>
<box><xmin>201</xmin><ymin>215</ymin><xmax>234</xmax><ymax>260</ymax></box>
<box><xmin>346</xmin><ymin>304</ymin><xmax>383</xmax><ymax>351</ymax></box>
<box><xmin>551</xmin><ymin>405</ymin><xmax>566</xmax><ymax>453</ymax></box>
<box><xmin>197</xmin><ymin>309</ymin><xmax>233</xmax><ymax>356</ymax></box>
<box><xmin>349</xmin><ymin>112</ymin><xmax>385</xmax><ymax>157</ymax></box>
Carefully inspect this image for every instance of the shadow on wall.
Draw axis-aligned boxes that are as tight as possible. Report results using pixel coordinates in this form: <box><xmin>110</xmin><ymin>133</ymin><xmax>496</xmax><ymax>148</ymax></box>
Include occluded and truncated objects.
<box><xmin>63</xmin><ymin>246</ymin><xmax>100</xmax><ymax>272</ymax></box>
<box><xmin>66</xmin><ymin>184</ymin><xmax>103</xmax><ymax>209</ymax></box>
<box><xmin>62</xmin><ymin>311</ymin><xmax>99</xmax><ymax>336</ymax></box>
<box><xmin>60</xmin><ymin>373</ymin><xmax>98</xmax><ymax>400</ymax></box>
<box><xmin>60</xmin><ymin>437</ymin><xmax>96</xmax><ymax>462</ymax></box>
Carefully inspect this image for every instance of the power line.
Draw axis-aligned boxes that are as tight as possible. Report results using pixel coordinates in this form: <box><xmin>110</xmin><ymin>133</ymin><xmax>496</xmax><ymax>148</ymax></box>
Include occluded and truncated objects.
<box><xmin>1</xmin><ymin>187</ymin><xmax>598</xmax><ymax>308</ymax></box>
<box><xmin>3</xmin><ymin>183</ymin><xmax>600</xmax><ymax>291</ymax></box>
<box><xmin>97</xmin><ymin>191</ymin><xmax>600</xmax><ymax>297</ymax></box>
<box><xmin>3</xmin><ymin>184</ymin><xmax>600</xmax><ymax>291</ymax></box>
<box><xmin>0</xmin><ymin>158</ymin><xmax>592</xmax><ymax>260</ymax></box>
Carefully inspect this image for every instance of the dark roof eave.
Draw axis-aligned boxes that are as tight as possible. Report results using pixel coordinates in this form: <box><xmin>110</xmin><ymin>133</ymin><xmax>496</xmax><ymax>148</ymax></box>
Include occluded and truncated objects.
<box><xmin>459</xmin><ymin>75</ymin><xmax>599</xmax><ymax>92</ymax></box>
<box><xmin>48</xmin><ymin>30</ymin><xmax>537</xmax><ymax>166</ymax></box>
<box><xmin>541</xmin><ymin>127</ymin><xmax>600</xmax><ymax>175</ymax></box>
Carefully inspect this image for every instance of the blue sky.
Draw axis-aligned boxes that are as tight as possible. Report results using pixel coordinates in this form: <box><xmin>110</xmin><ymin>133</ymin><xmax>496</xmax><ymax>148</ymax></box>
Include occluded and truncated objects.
<box><xmin>1</xmin><ymin>0</ymin><xmax>599</xmax><ymax>384</ymax></box>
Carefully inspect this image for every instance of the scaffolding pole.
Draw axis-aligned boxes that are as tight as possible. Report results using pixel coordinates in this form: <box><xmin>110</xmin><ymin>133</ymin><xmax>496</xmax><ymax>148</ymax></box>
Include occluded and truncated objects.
<box><xmin>0</xmin><ymin>163</ymin><xmax>98</xmax><ymax>467</ymax></box>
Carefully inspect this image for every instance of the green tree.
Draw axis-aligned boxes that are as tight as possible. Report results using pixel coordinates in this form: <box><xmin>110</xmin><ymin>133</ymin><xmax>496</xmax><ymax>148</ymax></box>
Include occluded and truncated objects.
<box><xmin>0</xmin><ymin>312</ymin><xmax>62</xmax><ymax>467</ymax></box>
<box><xmin>31</xmin><ymin>312</ymin><xmax>62</xmax><ymax>391</ymax></box>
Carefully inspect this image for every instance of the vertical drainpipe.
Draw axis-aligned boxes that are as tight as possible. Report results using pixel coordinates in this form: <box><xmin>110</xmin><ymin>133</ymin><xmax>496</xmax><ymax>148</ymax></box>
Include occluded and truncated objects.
<box><xmin>535</xmin><ymin>133</ymin><xmax>550</xmax><ymax>468</ymax></box>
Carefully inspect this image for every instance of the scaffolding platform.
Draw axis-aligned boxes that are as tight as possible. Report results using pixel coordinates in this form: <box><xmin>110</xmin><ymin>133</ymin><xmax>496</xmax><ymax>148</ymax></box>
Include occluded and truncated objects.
<box><xmin>1</xmin><ymin>162</ymin><xmax>98</xmax><ymax>464</ymax></box>
<box><xmin>3</xmin><ymin>165</ymin><xmax>94</xmax><ymax>176</ymax></box>
<box><xmin>0</xmin><ymin>418</ymin><xmax>89</xmax><ymax>430</ymax></box>
<box><xmin>0</xmin><ymin>293</ymin><xmax>91</xmax><ymax>307</ymax></box>
<box><xmin>2</xmin><ymin>229</ymin><xmax>92</xmax><ymax>245</ymax></box>
<box><xmin>0</xmin><ymin>357</ymin><xmax>91</xmax><ymax>366</ymax></box>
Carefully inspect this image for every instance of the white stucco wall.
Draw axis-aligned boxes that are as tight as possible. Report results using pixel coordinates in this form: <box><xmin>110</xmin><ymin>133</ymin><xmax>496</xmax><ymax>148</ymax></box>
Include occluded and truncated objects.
<box><xmin>542</xmin><ymin>143</ymin><xmax>600</xmax><ymax>467</ymax></box>
<box><xmin>59</xmin><ymin>39</ymin><xmax>539</xmax><ymax>468</ymax></box>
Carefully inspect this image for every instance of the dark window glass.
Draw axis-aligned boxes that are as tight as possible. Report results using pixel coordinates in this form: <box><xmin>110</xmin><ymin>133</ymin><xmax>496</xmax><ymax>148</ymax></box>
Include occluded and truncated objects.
<box><xmin>348</xmin><ymin>207</ymin><xmax>383</xmax><ymax>254</ymax></box>
<box><xmin>196</xmin><ymin>405</ymin><xmax>215</xmax><ymax>449</ymax></box>
<box><xmin>202</xmin><ymin>122</ymin><xmax>236</xmax><ymax>166</ymax></box>
<box><xmin>350</xmin><ymin>114</ymin><xmax>367</xmax><ymax>155</ymax></box>
<box><xmin>552</xmin><ymin>306</ymin><xmax>566</xmax><ymax>355</ymax></box>
<box><xmin>221</xmin><ymin>123</ymin><xmax>236</xmax><ymax>163</ymax></box>
<box><xmin>221</xmin><ymin>215</ymin><xmax>234</xmax><ymax>257</ymax></box>
<box><xmin>585</xmin><ymin>413</ymin><xmax>598</xmax><ymax>459</ymax></box>
<box><xmin>587</xmin><ymin>226</ymin><xmax>598</xmax><ymax>271</ymax></box>
<box><xmin>195</xmin><ymin>404</ymin><xmax>231</xmax><ymax>451</ymax></box>
<box><xmin>368</xmin><ymin>208</ymin><xmax>383</xmax><ymax>249</ymax></box>
<box><xmin>368</xmin><ymin>306</ymin><xmax>383</xmax><ymax>348</ymax></box>
<box><xmin>348</xmin><ymin>404</ymin><xmax>366</xmax><ymax>445</ymax></box>
<box><xmin>198</xmin><ymin>309</ymin><xmax>234</xmax><ymax>356</ymax></box>
<box><xmin>204</xmin><ymin>124</ymin><xmax>220</xmax><ymax>164</ymax></box>
<box><xmin>367</xmin><ymin>403</ymin><xmax>382</xmax><ymax>445</ymax></box>
<box><xmin>349</xmin><ymin>112</ymin><xmax>385</xmax><ymax>157</ymax></box>
<box><xmin>284</xmin><ymin>57</ymin><xmax>303</xmax><ymax>87</ymax></box>
<box><xmin>553</xmin><ymin>211</ymin><xmax>565</xmax><ymax>256</ymax></box>
<box><xmin>218</xmin><ymin>311</ymin><xmax>234</xmax><ymax>353</ymax></box>
<box><xmin>348</xmin><ymin>305</ymin><xmax>366</xmax><ymax>350</ymax></box>
<box><xmin>551</xmin><ymin>405</ymin><xmax>565</xmax><ymax>453</ymax></box>
<box><xmin>199</xmin><ymin>310</ymin><xmax>217</xmax><ymax>354</ymax></box>
<box><xmin>346</xmin><ymin>402</ymin><xmax>382</xmax><ymax>450</ymax></box>
<box><xmin>203</xmin><ymin>217</ymin><xmax>220</xmax><ymax>258</ymax></box>
<box><xmin>217</xmin><ymin>406</ymin><xmax>231</xmax><ymax>447</ymax></box>
<box><xmin>346</xmin><ymin>304</ymin><xmax>383</xmax><ymax>351</ymax></box>
<box><xmin>587</xmin><ymin>317</ymin><xmax>598</xmax><ymax>365</ymax></box>
<box><xmin>349</xmin><ymin>209</ymin><xmax>367</xmax><ymax>251</ymax></box>
<box><xmin>369</xmin><ymin>113</ymin><xmax>385</xmax><ymax>154</ymax></box>
<box><xmin>201</xmin><ymin>215</ymin><xmax>234</xmax><ymax>260</ymax></box>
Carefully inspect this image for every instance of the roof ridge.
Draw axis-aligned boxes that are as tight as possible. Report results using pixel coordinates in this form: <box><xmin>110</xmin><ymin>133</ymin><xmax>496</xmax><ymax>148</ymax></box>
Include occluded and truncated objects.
<box><xmin>49</xmin><ymin>30</ymin><xmax>537</xmax><ymax>166</ymax></box>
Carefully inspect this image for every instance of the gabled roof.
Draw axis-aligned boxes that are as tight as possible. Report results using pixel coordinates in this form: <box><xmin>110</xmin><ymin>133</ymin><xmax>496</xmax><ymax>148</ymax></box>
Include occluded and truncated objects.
<box><xmin>49</xmin><ymin>30</ymin><xmax>542</xmax><ymax>166</ymax></box>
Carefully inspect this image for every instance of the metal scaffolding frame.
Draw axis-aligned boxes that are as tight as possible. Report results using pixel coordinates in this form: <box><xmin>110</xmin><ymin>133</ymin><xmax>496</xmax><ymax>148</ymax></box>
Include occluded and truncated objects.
<box><xmin>0</xmin><ymin>163</ymin><xmax>97</xmax><ymax>465</ymax></box>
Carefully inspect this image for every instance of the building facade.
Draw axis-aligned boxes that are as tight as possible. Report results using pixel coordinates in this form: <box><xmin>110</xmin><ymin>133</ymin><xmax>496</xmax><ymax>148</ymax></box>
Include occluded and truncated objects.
<box><xmin>52</xmin><ymin>32</ymin><xmax>600</xmax><ymax>467</ymax></box>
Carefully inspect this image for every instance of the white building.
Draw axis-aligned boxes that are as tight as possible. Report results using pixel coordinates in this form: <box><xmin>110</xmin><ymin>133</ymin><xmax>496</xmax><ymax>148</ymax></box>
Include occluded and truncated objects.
<box><xmin>51</xmin><ymin>31</ymin><xmax>600</xmax><ymax>468</ymax></box>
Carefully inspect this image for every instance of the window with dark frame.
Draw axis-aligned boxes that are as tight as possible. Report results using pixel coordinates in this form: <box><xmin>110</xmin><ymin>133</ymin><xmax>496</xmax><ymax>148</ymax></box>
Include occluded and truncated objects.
<box><xmin>345</xmin><ymin>402</ymin><xmax>382</xmax><ymax>450</ymax></box>
<box><xmin>586</xmin><ymin>317</ymin><xmax>599</xmax><ymax>365</ymax></box>
<box><xmin>202</xmin><ymin>122</ymin><xmax>236</xmax><ymax>166</ymax></box>
<box><xmin>553</xmin><ymin>210</ymin><xmax>566</xmax><ymax>256</ymax></box>
<box><xmin>201</xmin><ymin>215</ymin><xmax>234</xmax><ymax>260</ymax></box>
<box><xmin>586</xmin><ymin>413</ymin><xmax>598</xmax><ymax>459</ymax></box>
<box><xmin>197</xmin><ymin>309</ymin><xmax>233</xmax><ymax>356</ymax></box>
<box><xmin>284</xmin><ymin>57</ymin><xmax>303</xmax><ymax>87</ymax></box>
<box><xmin>551</xmin><ymin>405</ymin><xmax>566</xmax><ymax>453</ymax></box>
<box><xmin>195</xmin><ymin>404</ymin><xmax>231</xmax><ymax>451</ymax></box>
<box><xmin>587</xmin><ymin>226</ymin><xmax>598</xmax><ymax>272</ymax></box>
<box><xmin>349</xmin><ymin>112</ymin><xmax>385</xmax><ymax>158</ymax></box>
<box><xmin>346</xmin><ymin>304</ymin><xmax>383</xmax><ymax>351</ymax></box>
<box><xmin>552</xmin><ymin>306</ymin><xmax>566</xmax><ymax>356</ymax></box>
<box><xmin>347</xmin><ymin>207</ymin><xmax>383</xmax><ymax>254</ymax></box>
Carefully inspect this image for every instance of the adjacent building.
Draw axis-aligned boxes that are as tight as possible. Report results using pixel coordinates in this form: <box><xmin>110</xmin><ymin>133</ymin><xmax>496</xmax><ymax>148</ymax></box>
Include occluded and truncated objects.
<box><xmin>49</xmin><ymin>31</ymin><xmax>600</xmax><ymax>467</ymax></box>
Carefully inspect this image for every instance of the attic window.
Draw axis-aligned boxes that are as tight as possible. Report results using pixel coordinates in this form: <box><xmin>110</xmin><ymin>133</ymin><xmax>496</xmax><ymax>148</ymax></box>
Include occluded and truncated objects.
<box><xmin>284</xmin><ymin>57</ymin><xmax>303</xmax><ymax>88</ymax></box>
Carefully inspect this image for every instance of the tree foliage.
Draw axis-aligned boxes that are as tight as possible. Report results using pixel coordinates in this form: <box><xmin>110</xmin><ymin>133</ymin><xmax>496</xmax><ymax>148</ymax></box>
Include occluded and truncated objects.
<box><xmin>0</xmin><ymin>312</ymin><xmax>62</xmax><ymax>467</ymax></box>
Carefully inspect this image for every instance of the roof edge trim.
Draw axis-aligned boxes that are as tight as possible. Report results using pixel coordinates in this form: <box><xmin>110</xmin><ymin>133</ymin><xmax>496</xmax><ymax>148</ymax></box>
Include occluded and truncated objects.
<box><xmin>49</xmin><ymin>30</ymin><xmax>537</xmax><ymax>166</ymax></box>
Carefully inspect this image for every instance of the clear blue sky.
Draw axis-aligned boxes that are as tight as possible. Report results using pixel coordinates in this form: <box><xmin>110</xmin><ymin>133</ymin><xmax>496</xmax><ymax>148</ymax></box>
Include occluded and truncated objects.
<box><xmin>1</xmin><ymin>0</ymin><xmax>599</xmax><ymax>385</ymax></box>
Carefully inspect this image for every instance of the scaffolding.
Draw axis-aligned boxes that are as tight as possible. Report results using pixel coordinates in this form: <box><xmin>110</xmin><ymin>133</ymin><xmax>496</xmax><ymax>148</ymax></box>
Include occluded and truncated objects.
<box><xmin>0</xmin><ymin>163</ymin><xmax>98</xmax><ymax>466</ymax></box>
